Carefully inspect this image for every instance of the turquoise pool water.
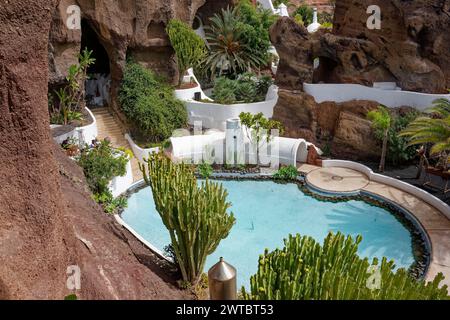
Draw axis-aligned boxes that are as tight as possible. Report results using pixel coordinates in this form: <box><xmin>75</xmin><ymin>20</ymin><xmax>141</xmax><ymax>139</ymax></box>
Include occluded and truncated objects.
<box><xmin>120</xmin><ymin>179</ymin><xmax>415</xmax><ymax>289</ymax></box>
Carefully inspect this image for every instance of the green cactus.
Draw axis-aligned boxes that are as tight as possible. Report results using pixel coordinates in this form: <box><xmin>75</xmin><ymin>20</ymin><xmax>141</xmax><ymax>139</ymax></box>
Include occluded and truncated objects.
<box><xmin>140</xmin><ymin>153</ymin><xmax>235</xmax><ymax>285</ymax></box>
<box><xmin>242</xmin><ymin>232</ymin><xmax>449</xmax><ymax>300</ymax></box>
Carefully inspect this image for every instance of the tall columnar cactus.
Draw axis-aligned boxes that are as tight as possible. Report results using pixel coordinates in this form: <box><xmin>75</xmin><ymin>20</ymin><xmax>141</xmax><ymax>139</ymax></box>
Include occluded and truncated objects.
<box><xmin>242</xmin><ymin>232</ymin><xmax>449</xmax><ymax>300</ymax></box>
<box><xmin>140</xmin><ymin>153</ymin><xmax>235</xmax><ymax>284</ymax></box>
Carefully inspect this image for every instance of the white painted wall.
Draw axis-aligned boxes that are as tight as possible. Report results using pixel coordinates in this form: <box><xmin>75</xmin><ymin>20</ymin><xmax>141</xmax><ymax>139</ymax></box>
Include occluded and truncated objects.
<box><xmin>109</xmin><ymin>158</ymin><xmax>134</xmax><ymax>198</ymax></box>
<box><xmin>51</xmin><ymin>107</ymin><xmax>98</xmax><ymax>146</ymax></box>
<box><xmin>125</xmin><ymin>133</ymin><xmax>160</xmax><ymax>163</ymax></box>
<box><xmin>304</xmin><ymin>83</ymin><xmax>450</xmax><ymax>111</ymax></box>
<box><xmin>185</xmin><ymin>85</ymin><xmax>279</xmax><ymax>130</ymax></box>
<box><xmin>322</xmin><ymin>160</ymin><xmax>450</xmax><ymax>219</ymax></box>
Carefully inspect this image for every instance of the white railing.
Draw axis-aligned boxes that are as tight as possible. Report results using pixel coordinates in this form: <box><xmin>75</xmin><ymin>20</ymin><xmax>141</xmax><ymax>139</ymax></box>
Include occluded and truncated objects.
<box><xmin>125</xmin><ymin>133</ymin><xmax>160</xmax><ymax>163</ymax></box>
<box><xmin>304</xmin><ymin>83</ymin><xmax>450</xmax><ymax>111</ymax></box>
<box><xmin>51</xmin><ymin>107</ymin><xmax>98</xmax><ymax>145</ymax></box>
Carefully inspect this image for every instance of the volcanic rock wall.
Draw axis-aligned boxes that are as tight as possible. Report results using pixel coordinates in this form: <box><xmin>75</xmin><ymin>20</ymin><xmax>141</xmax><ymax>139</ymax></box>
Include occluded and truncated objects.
<box><xmin>0</xmin><ymin>0</ymin><xmax>192</xmax><ymax>299</ymax></box>
<box><xmin>270</xmin><ymin>0</ymin><xmax>450</xmax><ymax>159</ymax></box>
<box><xmin>48</xmin><ymin>0</ymin><xmax>234</xmax><ymax>123</ymax></box>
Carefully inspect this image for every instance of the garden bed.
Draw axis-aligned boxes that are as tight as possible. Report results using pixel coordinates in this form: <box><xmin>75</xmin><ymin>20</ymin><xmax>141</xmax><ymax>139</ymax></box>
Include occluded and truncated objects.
<box><xmin>51</xmin><ymin>107</ymin><xmax>98</xmax><ymax>145</ymax></box>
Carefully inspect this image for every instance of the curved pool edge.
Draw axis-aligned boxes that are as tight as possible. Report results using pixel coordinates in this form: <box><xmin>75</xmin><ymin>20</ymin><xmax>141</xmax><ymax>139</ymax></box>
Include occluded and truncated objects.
<box><xmin>304</xmin><ymin>165</ymin><xmax>450</xmax><ymax>287</ymax></box>
<box><xmin>115</xmin><ymin>173</ymin><xmax>439</xmax><ymax>279</ymax></box>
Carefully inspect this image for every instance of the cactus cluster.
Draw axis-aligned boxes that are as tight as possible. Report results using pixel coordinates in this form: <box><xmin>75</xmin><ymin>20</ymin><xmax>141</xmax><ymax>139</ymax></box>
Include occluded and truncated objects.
<box><xmin>242</xmin><ymin>232</ymin><xmax>449</xmax><ymax>300</ymax></box>
<box><xmin>140</xmin><ymin>152</ymin><xmax>235</xmax><ymax>285</ymax></box>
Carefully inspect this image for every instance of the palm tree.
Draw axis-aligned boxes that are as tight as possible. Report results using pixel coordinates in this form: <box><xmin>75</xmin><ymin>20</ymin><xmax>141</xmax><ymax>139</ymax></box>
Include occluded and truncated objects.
<box><xmin>367</xmin><ymin>106</ymin><xmax>391</xmax><ymax>172</ymax></box>
<box><xmin>400</xmin><ymin>99</ymin><xmax>450</xmax><ymax>156</ymax></box>
<box><xmin>203</xmin><ymin>7</ymin><xmax>267</xmax><ymax>78</ymax></box>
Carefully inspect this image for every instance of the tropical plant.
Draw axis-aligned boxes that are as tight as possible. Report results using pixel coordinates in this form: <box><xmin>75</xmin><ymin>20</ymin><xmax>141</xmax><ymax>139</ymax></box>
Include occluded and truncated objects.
<box><xmin>166</xmin><ymin>19</ymin><xmax>207</xmax><ymax>86</ymax></box>
<box><xmin>385</xmin><ymin>112</ymin><xmax>419</xmax><ymax>166</ymax></box>
<box><xmin>367</xmin><ymin>106</ymin><xmax>391</xmax><ymax>172</ymax></box>
<box><xmin>242</xmin><ymin>232</ymin><xmax>449</xmax><ymax>300</ymax></box>
<box><xmin>118</xmin><ymin>61</ymin><xmax>188</xmax><ymax>143</ymax></box>
<box><xmin>140</xmin><ymin>153</ymin><xmax>235</xmax><ymax>285</ymax></box>
<box><xmin>239</xmin><ymin>112</ymin><xmax>284</xmax><ymax>166</ymax></box>
<box><xmin>273</xmin><ymin>165</ymin><xmax>298</xmax><ymax>180</ymax></box>
<box><xmin>400</xmin><ymin>99</ymin><xmax>450</xmax><ymax>156</ymax></box>
<box><xmin>294</xmin><ymin>5</ymin><xmax>314</xmax><ymax>26</ymax></box>
<box><xmin>203</xmin><ymin>2</ymin><xmax>275</xmax><ymax>78</ymax></box>
<box><xmin>50</xmin><ymin>48</ymin><xmax>95</xmax><ymax>125</ymax></box>
<box><xmin>212</xmin><ymin>73</ymin><xmax>273</xmax><ymax>104</ymax></box>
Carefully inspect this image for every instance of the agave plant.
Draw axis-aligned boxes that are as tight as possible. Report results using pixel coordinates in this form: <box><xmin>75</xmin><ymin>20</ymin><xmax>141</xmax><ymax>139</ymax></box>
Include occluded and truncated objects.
<box><xmin>204</xmin><ymin>7</ymin><xmax>267</xmax><ymax>77</ymax></box>
<box><xmin>400</xmin><ymin>98</ymin><xmax>450</xmax><ymax>155</ymax></box>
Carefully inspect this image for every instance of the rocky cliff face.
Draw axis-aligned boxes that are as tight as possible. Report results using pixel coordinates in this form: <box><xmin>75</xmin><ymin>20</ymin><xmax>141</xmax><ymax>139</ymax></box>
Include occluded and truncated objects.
<box><xmin>0</xmin><ymin>0</ymin><xmax>192</xmax><ymax>299</ymax></box>
<box><xmin>270</xmin><ymin>0</ymin><xmax>449</xmax><ymax>159</ymax></box>
<box><xmin>48</xmin><ymin>0</ymin><xmax>234</xmax><ymax>121</ymax></box>
<box><xmin>272</xmin><ymin>1</ymin><xmax>450</xmax><ymax>93</ymax></box>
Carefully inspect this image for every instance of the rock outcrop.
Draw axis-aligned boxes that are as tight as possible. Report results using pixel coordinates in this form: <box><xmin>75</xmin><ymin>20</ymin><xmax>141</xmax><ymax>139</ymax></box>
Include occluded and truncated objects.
<box><xmin>271</xmin><ymin>1</ymin><xmax>450</xmax><ymax>93</ymax></box>
<box><xmin>48</xmin><ymin>0</ymin><xmax>234</xmax><ymax>121</ymax></box>
<box><xmin>270</xmin><ymin>0</ymin><xmax>449</xmax><ymax>159</ymax></box>
<box><xmin>273</xmin><ymin>90</ymin><xmax>380</xmax><ymax>160</ymax></box>
<box><xmin>0</xmin><ymin>0</ymin><xmax>192</xmax><ymax>300</ymax></box>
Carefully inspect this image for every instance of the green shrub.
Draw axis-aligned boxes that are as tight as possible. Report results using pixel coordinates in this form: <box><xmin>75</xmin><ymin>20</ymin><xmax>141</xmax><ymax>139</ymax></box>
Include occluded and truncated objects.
<box><xmin>386</xmin><ymin>112</ymin><xmax>419</xmax><ymax>166</ymax></box>
<box><xmin>242</xmin><ymin>232</ymin><xmax>449</xmax><ymax>300</ymax></box>
<box><xmin>198</xmin><ymin>162</ymin><xmax>214</xmax><ymax>178</ymax></box>
<box><xmin>212</xmin><ymin>73</ymin><xmax>273</xmax><ymax>104</ymax></box>
<box><xmin>78</xmin><ymin>139</ymin><xmax>129</xmax><ymax>195</ymax></box>
<box><xmin>166</xmin><ymin>19</ymin><xmax>207</xmax><ymax>85</ymax></box>
<box><xmin>294</xmin><ymin>5</ymin><xmax>314</xmax><ymax>26</ymax></box>
<box><xmin>273</xmin><ymin>165</ymin><xmax>298</xmax><ymax>180</ymax></box>
<box><xmin>118</xmin><ymin>62</ymin><xmax>188</xmax><ymax>143</ymax></box>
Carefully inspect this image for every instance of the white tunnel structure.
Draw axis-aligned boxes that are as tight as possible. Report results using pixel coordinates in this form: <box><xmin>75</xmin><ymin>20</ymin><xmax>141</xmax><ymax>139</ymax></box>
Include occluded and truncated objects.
<box><xmin>170</xmin><ymin>120</ymin><xmax>320</xmax><ymax>167</ymax></box>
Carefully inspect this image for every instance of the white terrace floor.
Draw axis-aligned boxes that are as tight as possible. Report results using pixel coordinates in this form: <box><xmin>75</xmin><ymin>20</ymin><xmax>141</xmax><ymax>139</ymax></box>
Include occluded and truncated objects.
<box><xmin>298</xmin><ymin>164</ymin><xmax>450</xmax><ymax>287</ymax></box>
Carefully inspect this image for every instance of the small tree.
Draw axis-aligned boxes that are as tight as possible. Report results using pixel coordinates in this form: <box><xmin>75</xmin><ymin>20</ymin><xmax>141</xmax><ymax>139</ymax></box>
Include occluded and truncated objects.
<box><xmin>166</xmin><ymin>19</ymin><xmax>207</xmax><ymax>86</ymax></box>
<box><xmin>140</xmin><ymin>153</ymin><xmax>235</xmax><ymax>285</ymax></box>
<box><xmin>242</xmin><ymin>232</ymin><xmax>449</xmax><ymax>300</ymax></box>
<box><xmin>50</xmin><ymin>48</ymin><xmax>95</xmax><ymax>124</ymax></box>
<box><xmin>239</xmin><ymin>112</ymin><xmax>284</xmax><ymax>166</ymax></box>
<box><xmin>367</xmin><ymin>106</ymin><xmax>391</xmax><ymax>172</ymax></box>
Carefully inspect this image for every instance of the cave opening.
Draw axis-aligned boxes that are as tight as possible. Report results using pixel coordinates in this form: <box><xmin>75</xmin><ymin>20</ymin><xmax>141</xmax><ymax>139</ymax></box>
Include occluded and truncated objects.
<box><xmin>313</xmin><ymin>56</ymin><xmax>338</xmax><ymax>83</ymax></box>
<box><xmin>195</xmin><ymin>0</ymin><xmax>234</xmax><ymax>27</ymax></box>
<box><xmin>80</xmin><ymin>19</ymin><xmax>111</xmax><ymax>108</ymax></box>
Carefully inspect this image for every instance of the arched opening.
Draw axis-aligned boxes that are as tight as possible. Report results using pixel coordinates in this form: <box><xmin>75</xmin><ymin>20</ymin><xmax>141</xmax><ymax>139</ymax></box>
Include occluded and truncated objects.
<box><xmin>295</xmin><ymin>141</ymin><xmax>308</xmax><ymax>164</ymax></box>
<box><xmin>80</xmin><ymin>19</ymin><xmax>111</xmax><ymax>108</ymax></box>
<box><xmin>195</xmin><ymin>0</ymin><xmax>234</xmax><ymax>27</ymax></box>
<box><xmin>312</xmin><ymin>56</ymin><xmax>338</xmax><ymax>83</ymax></box>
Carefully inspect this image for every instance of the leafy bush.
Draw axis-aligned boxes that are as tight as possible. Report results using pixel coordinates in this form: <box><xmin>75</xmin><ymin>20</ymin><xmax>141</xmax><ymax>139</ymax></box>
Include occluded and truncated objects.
<box><xmin>372</xmin><ymin>111</ymin><xmax>419</xmax><ymax>166</ymax></box>
<box><xmin>386</xmin><ymin>112</ymin><xmax>419</xmax><ymax>166</ymax></box>
<box><xmin>77</xmin><ymin>139</ymin><xmax>130</xmax><ymax>214</ymax></box>
<box><xmin>198</xmin><ymin>162</ymin><xmax>214</xmax><ymax>179</ymax></box>
<box><xmin>78</xmin><ymin>139</ymin><xmax>129</xmax><ymax>195</ymax></box>
<box><xmin>118</xmin><ymin>62</ymin><xmax>188</xmax><ymax>143</ymax></box>
<box><xmin>242</xmin><ymin>232</ymin><xmax>449</xmax><ymax>300</ymax></box>
<box><xmin>294</xmin><ymin>5</ymin><xmax>314</xmax><ymax>26</ymax></box>
<box><xmin>166</xmin><ymin>19</ymin><xmax>207</xmax><ymax>85</ymax></box>
<box><xmin>212</xmin><ymin>73</ymin><xmax>273</xmax><ymax>104</ymax></box>
<box><xmin>273</xmin><ymin>165</ymin><xmax>298</xmax><ymax>180</ymax></box>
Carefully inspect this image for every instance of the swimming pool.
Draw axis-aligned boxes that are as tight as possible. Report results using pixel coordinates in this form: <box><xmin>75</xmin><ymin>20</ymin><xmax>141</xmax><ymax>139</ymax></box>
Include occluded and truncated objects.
<box><xmin>120</xmin><ymin>179</ymin><xmax>417</xmax><ymax>289</ymax></box>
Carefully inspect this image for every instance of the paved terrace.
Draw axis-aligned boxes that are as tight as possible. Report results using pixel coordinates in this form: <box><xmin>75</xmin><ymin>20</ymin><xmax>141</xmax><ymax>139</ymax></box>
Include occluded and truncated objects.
<box><xmin>298</xmin><ymin>164</ymin><xmax>450</xmax><ymax>287</ymax></box>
